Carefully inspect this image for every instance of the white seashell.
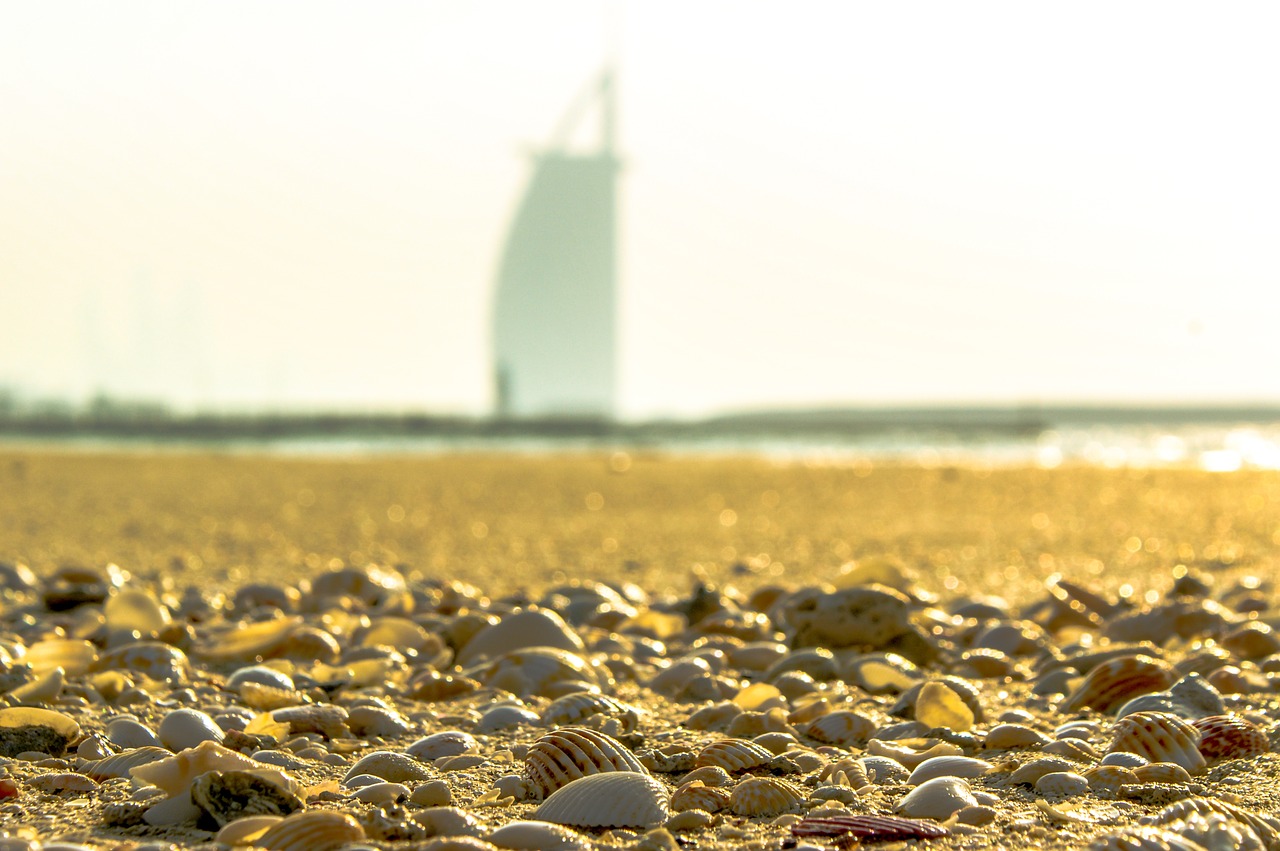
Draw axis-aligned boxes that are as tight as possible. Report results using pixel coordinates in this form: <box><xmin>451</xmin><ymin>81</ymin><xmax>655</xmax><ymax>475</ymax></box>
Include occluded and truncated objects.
<box><xmin>470</xmin><ymin>647</ymin><xmax>604</xmax><ymax>698</ymax></box>
<box><xmin>256</xmin><ymin>810</ymin><xmax>366</xmax><ymax>851</ymax></box>
<box><xmin>345</xmin><ymin>705</ymin><xmax>411</xmax><ymax>738</ymax></box>
<box><xmin>158</xmin><ymin>708</ymin><xmax>225</xmax><ymax>751</ymax></box>
<box><xmin>456</xmin><ymin>609</ymin><xmax>585</xmax><ymax>666</ymax></box>
<box><xmin>804</xmin><ymin>711</ymin><xmax>876</xmax><ymax>746</ymax></box>
<box><xmin>523</xmin><ymin>727</ymin><xmax>647</xmax><ymax>800</ymax></box>
<box><xmin>270</xmin><ymin>704</ymin><xmax>349</xmax><ymax>739</ymax></box>
<box><xmin>344</xmin><ymin>750</ymin><xmax>432</xmax><ymax>783</ymax></box>
<box><xmin>30</xmin><ymin>772</ymin><xmax>98</xmax><ymax>793</ymax></box>
<box><xmin>1087</xmin><ymin>826</ymin><xmax>1214</xmax><ymax>850</ymax></box>
<box><xmin>1141</xmin><ymin>797</ymin><xmax>1280</xmax><ymax>849</ymax></box>
<box><xmin>860</xmin><ymin>755</ymin><xmax>910</xmax><ymax>785</ymax></box>
<box><xmin>488</xmin><ymin>820</ymin><xmax>591</xmax><ymax>851</ymax></box>
<box><xmin>349</xmin><ymin>781</ymin><xmax>411</xmax><ymax>804</ymax></box>
<box><xmin>1041</xmin><ymin>738</ymin><xmax>1099</xmax><ymax>761</ymax></box>
<box><xmin>695</xmin><ymin>737</ymin><xmax>773</xmax><ymax>773</ymax></box>
<box><xmin>407</xmin><ymin>730</ymin><xmax>478</xmax><ymax>761</ymax></box>
<box><xmin>907</xmin><ymin>756</ymin><xmax>993</xmax><ymax>786</ymax></box>
<box><xmin>728</xmin><ymin>776</ymin><xmax>806</xmax><ymax>817</ymax></box>
<box><xmin>106</xmin><ymin>718</ymin><xmax>161</xmax><ymax>749</ymax></box>
<box><xmin>1107</xmin><ymin>711</ymin><xmax>1206</xmax><ymax>775</ymax></box>
<box><xmin>1171</xmin><ymin>811</ymin><xmax>1265</xmax><ymax>851</ymax></box>
<box><xmin>649</xmin><ymin>658</ymin><xmax>712</xmax><ymax>695</ymax></box>
<box><xmin>409</xmin><ymin>780</ymin><xmax>453</xmax><ymax>807</ymax></box>
<box><xmin>226</xmin><ymin>664</ymin><xmax>296</xmax><ymax>691</ymax></box>
<box><xmin>895</xmin><ymin>776</ymin><xmax>978</xmax><ymax>820</ymax></box>
<box><xmin>984</xmin><ymin>723</ymin><xmax>1051</xmax><ymax>751</ymax></box>
<box><xmin>1034</xmin><ymin>771</ymin><xmax>1089</xmax><ymax>798</ymax></box>
<box><xmin>540</xmin><ymin>692</ymin><xmax>640</xmax><ymax>733</ymax></box>
<box><xmin>131</xmin><ymin>740</ymin><xmax>260</xmax><ymax>796</ymax></box>
<box><xmin>83</xmin><ymin>746</ymin><xmax>172</xmax><ymax>781</ymax></box>
<box><xmin>413</xmin><ymin>805</ymin><xmax>485</xmax><ymax>837</ymax></box>
<box><xmin>671</xmin><ymin>780</ymin><xmax>731</xmax><ymax>813</ymax></box>
<box><xmin>533</xmin><ymin>772</ymin><xmax>670</xmax><ymax>829</ymax></box>
<box><xmin>1084</xmin><ymin>765</ymin><xmax>1139</xmax><ymax>794</ymax></box>
<box><xmin>476</xmin><ymin>704</ymin><xmax>540</xmax><ymax>734</ymax></box>
<box><xmin>1009</xmin><ymin>757</ymin><xmax>1075</xmax><ymax>786</ymax></box>
<box><xmin>1099</xmin><ymin>751</ymin><xmax>1149</xmax><ymax>768</ymax></box>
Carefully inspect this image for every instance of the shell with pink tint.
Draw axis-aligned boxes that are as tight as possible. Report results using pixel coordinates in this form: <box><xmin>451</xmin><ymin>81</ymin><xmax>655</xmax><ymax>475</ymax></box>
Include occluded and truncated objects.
<box><xmin>1060</xmin><ymin>654</ymin><xmax>1177</xmax><ymax>715</ymax></box>
<box><xmin>1192</xmin><ymin>714</ymin><xmax>1270</xmax><ymax>761</ymax></box>
<box><xmin>1106</xmin><ymin>711</ymin><xmax>1206</xmax><ymax>776</ymax></box>
<box><xmin>791</xmin><ymin>814</ymin><xmax>948</xmax><ymax>841</ymax></box>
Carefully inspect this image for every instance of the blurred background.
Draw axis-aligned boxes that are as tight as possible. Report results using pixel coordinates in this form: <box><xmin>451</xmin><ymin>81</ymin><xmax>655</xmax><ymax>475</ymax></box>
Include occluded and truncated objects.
<box><xmin>3</xmin><ymin>2</ymin><xmax>1280</xmax><ymax>460</ymax></box>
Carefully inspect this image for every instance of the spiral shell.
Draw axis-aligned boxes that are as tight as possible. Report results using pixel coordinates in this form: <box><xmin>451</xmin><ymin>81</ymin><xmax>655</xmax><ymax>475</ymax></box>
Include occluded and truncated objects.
<box><xmin>694</xmin><ymin>737</ymin><xmax>773</xmax><ymax>773</ymax></box>
<box><xmin>803</xmin><ymin>711</ymin><xmax>876</xmax><ymax>746</ymax></box>
<box><xmin>1106</xmin><ymin>711</ymin><xmax>1206</xmax><ymax>775</ymax></box>
<box><xmin>671</xmin><ymin>780</ymin><xmax>731</xmax><ymax>813</ymax></box>
<box><xmin>540</xmin><ymin>692</ymin><xmax>640</xmax><ymax>733</ymax></box>
<box><xmin>894</xmin><ymin>776</ymin><xmax>977</xmax><ymax>820</ymax></box>
<box><xmin>523</xmin><ymin>727</ymin><xmax>647</xmax><ymax>800</ymax></box>
<box><xmin>256</xmin><ymin>810</ymin><xmax>365</xmax><ymax>851</ymax></box>
<box><xmin>728</xmin><ymin>776</ymin><xmax>806</xmax><ymax>817</ymax></box>
<box><xmin>1060</xmin><ymin>654</ymin><xmax>1178</xmax><ymax>714</ymax></box>
<box><xmin>533</xmin><ymin>772</ymin><xmax>670</xmax><ymax>829</ymax></box>
<box><xmin>1192</xmin><ymin>714</ymin><xmax>1270</xmax><ymax>761</ymax></box>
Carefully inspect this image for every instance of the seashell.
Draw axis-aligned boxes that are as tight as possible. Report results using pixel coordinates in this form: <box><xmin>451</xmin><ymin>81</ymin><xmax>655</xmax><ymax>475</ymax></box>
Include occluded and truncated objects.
<box><xmin>190</xmin><ymin>768</ymin><xmax>304</xmax><ymax>826</ymax></box>
<box><xmin>196</xmin><ymin>616</ymin><xmax>303</xmax><ymax>663</ymax></box>
<box><xmin>1084</xmin><ymin>765</ymin><xmax>1139</xmax><ymax>795</ymax></box>
<box><xmin>104</xmin><ymin>586</ymin><xmax>171</xmax><ymax>634</ymax></box>
<box><xmin>728</xmin><ymin>776</ymin><xmax>806</xmax><ymax>817</ymax></box>
<box><xmin>763</xmin><ymin>647</ymin><xmax>839</xmax><ymax>682</ymax></box>
<box><xmin>1009</xmin><ymin>757</ymin><xmax>1075</xmax><ymax>785</ymax></box>
<box><xmin>84</xmin><ymin>746</ymin><xmax>172</xmax><ymax>781</ymax></box>
<box><xmin>1171</xmin><ymin>811</ymin><xmax>1266</xmax><ymax>851</ymax></box>
<box><xmin>1041</xmin><ymin>738</ymin><xmax>1099</xmax><ymax>761</ymax></box>
<box><xmin>271</xmin><ymin>625</ymin><xmax>341</xmax><ymax>663</ymax></box>
<box><xmin>29</xmin><ymin>772</ymin><xmax>98</xmax><ymax>793</ymax></box>
<box><xmin>1103</xmin><ymin>599</ymin><xmax>1236</xmax><ymax>643</ymax></box>
<box><xmin>907</xmin><ymin>755</ymin><xmax>993</xmax><ymax>786</ymax></box>
<box><xmin>1192</xmin><ymin>714</ymin><xmax>1269</xmax><ymax>761</ymax></box>
<box><xmin>1100</xmin><ymin>751</ymin><xmax>1149</xmax><ymax>768</ymax></box>
<box><xmin>158</xmin><ymin>708</ymin><xmax>224</xmax><ymax>751</ymax></box>
<box><xmin>476</xmin><ymin>704</ymin><xmax>540</xmax><ymax>734</ymax></box>
<box><xmin>214</xmin><ymin>814</ymin><xmax>283</xmax><ymax>846</ymax></box>
<box><xmin>469</xmin><ymin>647</ymin><xmax>605</xmax><ymax>698</ymax></box>
<box><xmin>344</xmin><ymin>751</ymin><xmax>433</xmax><ymax>783</ymax></box>
<box><xmin>106</xmin><ymin>718</ymin><xmax>162</xmax><ymax>749</ymax></box>
<box><xmin>359</xmin><ymin>616</ymin><xmax>442</xmax><ymax>654</ymax></box>
<box><xmin>226</xmin><ymin>665</ymin><xmax>295</xmax><ymax>691</ymax></box>
<box><xmin>894</xmin><ymin>776</ymin><xmax>977</xmax><ymax>820</ymax></box>
<box><xmin>1132</xmin><ymin>762</ymin><xmax>1193</xmax><ymax>785</ymax></box>
<box><xmin>864</xmin><ymin>738</ymin><xmax>962</xmax><ymax>770</ymax></box>
<box><xmin>914</xmin><ymin>681</ymin><xmax>975</xmax><ymax>732</ymax></box>
<box><xmin>231</xmin><ymin>582</ymin><xmax>298</xmax><ymax>613</ymax></box>
<box><xmin>671</xmin><ymin>780</ymin><xmax>731</xmax><ymax>813</ymax></box>
<box><xmin>0</xmin><ymin>706</ymin><xmax>81</xmax><ymax>758</ymax></box>
<box><xmin>1169</xmin><ymin>673</ymin><xmax>1226</xmax><ymax>717</ymax></box>
<box><xmin>890</xmin><ymin>676</ymin><xmax>983</xmax><ymax>722</ymax></box>
<box><xmin>540</xmin><ymin>692</ymin><xmax>640</xmax><ymax>733</ymax></box>
<box><xmin>8</xmin><ymin>666</ymin><xmax>64</xmax><ymax>703</ymax></box>
<box><xmin>1060</xmin><ymin>654</ymin><xmax>1178</xmax><ymax>714</ymax></box>
<box><xmin>256</xmin><ymin>810</ymin><xmax>366</xmax><ymax>851</ymax></box>
<box><xmin>488</xmin><ymin>820</ymin><xmax>591</xmax><ymax>851</ymax></box>
<box><xmin>728</xmin><ymin>641</ymin><xmax>790</xmax><ymax>673</ymax></box>
<box><xmin>684</xmin><ymin>701</ymin><xmax>740</xmax><ymax>732</ymax></box>
<box><xmin>860</xmin><ymin>755</ymin><xmax>910</xmax><ymax>785</ymax></box>
<box><xmin>410</xmin><ymin>780</ymin><xmax>452</xmax><ymax>808</ymax></box>
<box><xmin>306</xmin><ymin>563</ymin><xmax>406</xmax><ymax>608</ymax></box>
<box><xmin>349</xmin><ymin>781</ymin><xmax>411</xmax><ymax>804</ymax></box>
<box><xmin>523</xmin><ymin>727</ymin><xmax>647</xmax><ymax>801</ymax></box>
<box><xmin>25</xmin><ymin>639</ymin><xmax>98</xmax><ymax>677</ymax></box>
<box><xmin>270</xmin><ymin>704</ymin><xmax>349</xmax><ymax>739</ymax></box>
<box><xmin>132</xmin><ymin>740</ymin><xmax>261</xmax><ymax>795</ymax></box>
<box><xmin>844</xmin><ymin>652</ymin><xmax>924</xmax><ymax>693</ymax></box>
<box><xmin>533</xmin><ymin>772</ymin><xmax>670</xmax><ymax>829</ymax></box>
<box><xmin>407</xmin><ymin>731</ymin><xmax>478</xmax><ymax>761</ymax></box>
<box><xmin>408</xmin><ymin>670</ymin><xmax>481</xmax><ymax>702</ymax></box>
<box><xmin>1034</xmin><ymin>771</ymin><xmax>1089</xmax><ymax>797</ymax></box>
<box><xmin>666</xmin><ymin>810</ymin><xmax>715</xmax><ymax>832</ymax></box>
<box><xmin>345</xmin><ymin>705</ymin><xmax>412</xmax><ymax>738</ymax></box>
<box><xmin>1141</xmin><ymin>797</ymin><xmax>1280</xmax><ymax>849</ymax></box>
<box><xmin>791</xmin><ymin>813</ymin><xmax>949</xmax><ymax>840</ymax></box>
<box><xmin>1107</xmin><ymin>711</ymin><xmax>1206</xmax><ymax>775</ymax></box>
<box><xmin>457</xmin><ymin>609</ymin><xmax>585</xmax><ymax>666</ymax></box>
<box><xmin>42</xmin><ymin>562</ymin><xmax>123</xmax><ymax>610</ymax></box>
<box><xmin>984</xmin><ymin>723</ymin><xmax>1051</xmax><ymax>750</ymax></box>
<box><xmin>803</xmin><ymin>711</ymin><xmax>875</xmax><ymax>746</ymax></box>
<box><xmin>784</xmin><ymin>586</ymin><xmax>937</xmax><ymax>665</ymax></box>
<box><xmin>1088</xmin><ymin>826</ymin><xmax>1216</xmax><ymax>850</ymax></box>
<box><xmin>694</xmin><ymin>737</ymin><xmax>773</xmax><ymax>773</ymax></box>
<box><xmin>649</xmin><ymin>658</ymin><xmax>712</xmax><ymax>695</ymax></box>
<box><xmin>413</xmin><ymin>805</ymin><xmax>485</xmax><ymax>837</ymax></box>
<box><xmin>1222</xmin><ymin>621</ymin><xmax>1280</xmax><ymax>659</ymax></box>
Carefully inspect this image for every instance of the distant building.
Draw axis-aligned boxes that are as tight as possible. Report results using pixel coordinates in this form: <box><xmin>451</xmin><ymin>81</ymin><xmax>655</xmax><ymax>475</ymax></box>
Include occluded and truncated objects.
<box><xmin>491</xmin><ymin>70</ymin><xmax>620</xmax><ymax>419</ymax></box>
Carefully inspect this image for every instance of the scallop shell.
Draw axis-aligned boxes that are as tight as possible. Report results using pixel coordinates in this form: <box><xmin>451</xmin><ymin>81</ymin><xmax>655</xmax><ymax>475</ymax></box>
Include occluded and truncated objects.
<box><xmin>1171</xmin><ymin>811</ymin><xmax>1266</xmax><ymax>851</ymax></box>
<box><xmin>894</xmin><ymin>776</ymin><xmax>977</xmax><ymax>820</ymax></box>
<box><xmin>533</xmin><ymin>772</ymin><xmax>670</xmax><ymax>829</ymax></box>
<box><xmin>1141</xmin><ymin>797</ymin><xmax>1280</xmax><ymax>850</ymax></box>
<box><xmin>1107</xmin><ymin>711</ymin><xmax>1206</xmax><ymax>775</ymax></box>
<box><xmin>523</xmin><ymin>727</ymin><xmax>647</xmax><ymax>800</ymax></box>
<box><xmin>907</xmin><ymin>756</ymin><xmax>993</xmax><ymax>786</ymax></box>
<box><xmin>256</xmin><ymin>810</ymin><xmax>366</xmax><ymax>851</ymax></box>
<box><xmin>1042</xmin><ymin>737</ymin><xmax>1099</xmax><ymax>762</ymax></box>
<box><xmin>407</xmin><ymin>731</ymin><xmax>479</xmax><ymax>761</ymax></box>
<box><xmin>83</xmin><ymin>746</ymin><xmax>172</xmax><ymax>781</ymax></box>
<box><xmin>1132</xmin><ymin>762</ymin><xmax>1193</xmax><ymax>785</ymax></box>
<box><xmin>540</xmin><ymin>692</ymin><xmax>640</xmax><ymax>733</ymax></box>
<box><xmin>671</xmin><ymin>780</ymin><xmax>731</xmax><ymax>813</ymax></box>
<box><xmin>1192</xmin><ymin>714</ymin><xmax>1270</xmax><ymax>761</ymax></box>
<box><xmin>1060</xmin><ymin>654</ymin><xmax>1178</xmax><ymax>714</ymax></box>
<box><xmin>728</xmin><ymin>776</ymin><xmax>806</xmax><ymax>817</ymax></box>
<box><xmin>1083</xmin><ymin>765</ymin><xmax>1139</xmax><ymax>794</ymax></box>
<box><xmin>1034</xmin><ymin>771</ymin><xmax>1089</xmax><ymax>797</ymax></box>
<box><xmin>694</xmin><ymin>737</ymin><xmax>774</xmax><ymax>773</ymax></box>
<box><xmin>791</xmin><ymin>814</ymin><xmax>949</xmax><ymax>841</ymax></box>
<box><xmin>803</xmin><ymin>711</ymin><xmax>876</xmax><ymax>746</ymax></box>
<box><xmin>1088</xmin><ymin>826</ymin><xmax>1217</xmax><ymax>850</ymax></box>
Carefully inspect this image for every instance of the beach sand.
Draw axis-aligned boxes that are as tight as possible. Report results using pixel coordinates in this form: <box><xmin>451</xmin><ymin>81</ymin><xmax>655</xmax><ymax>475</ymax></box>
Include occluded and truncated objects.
<box><xmin>3</xmin><ymin>449</ymin><xmax>1280</xmax><ymax>848</ymax></box>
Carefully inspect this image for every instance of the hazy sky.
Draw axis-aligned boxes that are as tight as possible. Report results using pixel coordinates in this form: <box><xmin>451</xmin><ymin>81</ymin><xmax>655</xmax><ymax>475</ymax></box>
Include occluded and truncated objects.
<box><xmin>4</xmin><ymin>2</ymin><xmax>1279</xmax><ymax>417</ymax></box>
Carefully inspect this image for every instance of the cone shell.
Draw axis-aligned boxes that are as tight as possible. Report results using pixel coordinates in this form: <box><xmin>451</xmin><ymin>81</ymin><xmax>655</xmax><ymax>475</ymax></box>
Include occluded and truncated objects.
<box><xmin>1106</xmin><ymin>711</ymin><xmax>1206</xmax><ymax>775</ymax></box>
<box><xmin>523</xmin><ymin>727</ymin><xmax>647</xmax><ymax>800</ymax></box>
<box><xmin>672</xmin><ymin>780</ymin><xmax>731</xmax><ymax>813</ymax></box>
<box><xmin>695</xmin><ymin>737</ymin><xmax>773</xmax><ymax>772</ymax></box>
<box><xmin>1193</xmin><ymin>715</ymin><xmax>1270</xmax><ymax>761</ymax></box>
<box><xmin>728</xmin><ymin>776</ymin><xmax>806</xmax><ymax>817</ymax></box>
<box><xmin>257</xmin><ymin>810</ymin><xmax>365</xmax><ymax>851</ymax></box>
<box><xmin>533</xmin><ymin>772</ymin><xmax>670</xmax><ymax>829</ymax></box>
<box><xmin>1060</xmin><ymin>654</ymin><xmax>1178</xmax><ymax>714</ymax></box>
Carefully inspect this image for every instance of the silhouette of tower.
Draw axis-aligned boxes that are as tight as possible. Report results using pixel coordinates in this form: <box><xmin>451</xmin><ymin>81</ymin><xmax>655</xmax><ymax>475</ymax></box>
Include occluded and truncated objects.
<box><xmin>492</xmin><ymin>70</ymin><xmax>620</xmax><ymax>418</ymax></box>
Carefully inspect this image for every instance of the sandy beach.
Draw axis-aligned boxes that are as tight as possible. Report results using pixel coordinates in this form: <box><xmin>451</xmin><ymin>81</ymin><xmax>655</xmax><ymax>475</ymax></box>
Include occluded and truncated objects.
<box><xmin>3</xmin><ymin>449</ymin><xmax>1280</xmax><ymax>849</ymax></box>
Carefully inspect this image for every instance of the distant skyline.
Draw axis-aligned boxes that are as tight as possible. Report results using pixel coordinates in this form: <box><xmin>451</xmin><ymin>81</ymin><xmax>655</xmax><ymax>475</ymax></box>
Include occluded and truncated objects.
<box><xmin>4</xmin><ymin>2</ymin><xmax>1280</xmax><ymax>418</ymax></box>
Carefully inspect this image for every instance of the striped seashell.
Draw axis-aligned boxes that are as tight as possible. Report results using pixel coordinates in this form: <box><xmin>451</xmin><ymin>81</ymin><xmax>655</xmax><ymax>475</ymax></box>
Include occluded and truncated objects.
<box><xmin>804</xmin><ymin>711</ymin><xmax>875</xmax><ymax>746</ymax></box>
<box><xmin>681</xmin><ymin>765</ymin><xmax>733</xmax><ymax>787</ymax></box>
<box><xmin>1193</xmin><ymin>714</ymin><xmax>1270</xmax><ymax>761</ymax></box>
<box><xmin>83</xmin><ymin>746</ymin><xmax>172</xmax><ymax>781</ymax></box>
<box><xmin>728</xmin><ymin>776</ymin><xmax>806</xmax><ymax>817</ymax></box>
<box><xmin>1171</xmin><ymin>811</ymin><xmax>1266</xmax><ymax>851</ymax></box>
<box><xmin>488</xmin><ymin>820</ymin><xmax>590</xmax><ymax>851</ymax></box>
<box><xmin>894</xmin><ymin>776</ymin><xmax>977</xmax><ymax>820</ymax></box>
<box><xmin>1034</xmin><ymin>771</ymin><xmax>1089</xmax><ymax>797</ymax></box>
<box><xmin>257</xmin><ymin>810</ymin><xmax>366</xmax><ymax>851</ymax></box>
<box><xmin>792</xmin><ymin>813</ymin><xmax>948</xmax><ymax>840</ymax></box>
<box><xmin>671</xmin><ymin>780</ymin><xmax>731</xmax><ymax>813</ymax></box>
<box><xmin>1141</xmin><ymin>796</ymin><xmax>1280</xmax><ymax>850</ymax></box>
<box><xmin>1088</xmin><ymin>826</ymin><xmax>1216</xmax><ymax>851</ymax></box>
<box><xmin>1041</xmin><ymin>738</ymin><xmax>1099</xmax><ymax>762</ymax></box>
<box><xmin>907</xmin><ymin>756</ymin><xmax>993</xmax><ymax>786</ymax></box>
<box><xmin>694</xmin><ymin>738</ymin><xmax>773</xmax><ymax>773</ymax></box>
<box><xmin>406</xmin><ymin>731</ymin><xmax>478</xmax><ymax>761</ymax></box>
<box><xmin>1132</xmin><ymin>762</ymin><xmax>1193</xmax><ymax>785</ymax></box>
<box><xmin>1010</xmin><ymin>757</ymin><xmax>1075</xmax><ymax>786</ymax></box>
<box><xmin>540</xmin><ymin>692</ymin><xmax>640</xmax><ymax>733</ymax></box>
<box><xmin>1107</xmin><ymin>711</ymin><xmax>1206</xmax><ymax>775</ymax></box>
<box><xmin>1060</xmin><ymin>654</ymin><xmax>1178</xmax><ymax>714</ymax></box>
<box><xmin>523</xmin><ymin>727</ymin><xmax>647</xmax><ymax>800</ymax></box>
<box><xmin>820</xmin><ymin>757</ymin><xmax>870</xmax><ymax>790</ymax></box>
<box><xmin>1083</xmin><ymin>765</ymin><xmax>1139</xmax><ymax>795</ymax></box>
<box><xmin>533</xmin><ymin>772</ymin><xmax>670</xmax><ymax>829</ymax></box>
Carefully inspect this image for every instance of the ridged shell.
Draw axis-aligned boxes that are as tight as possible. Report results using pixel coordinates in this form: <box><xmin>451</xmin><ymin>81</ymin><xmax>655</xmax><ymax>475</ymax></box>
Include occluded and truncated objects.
<box><xmin>1193</xmin><ymin>714</ymin><xmax>1270</xmax><ymax>761</ymax></box>
<box><xmin>406</xmin><ymin>731</ymin><xmax>478</xmax><ymax>761</ymax></box>
<box><xmin>1083</xmin><ymin>765</ymin><xmax>1139</xmax><ymax>794</ymax></box>
<box><xmin>1088</xmin><ymin>826</ymin><xmax>1216</xmax><ymax>850</ymax></box>
<box><xmin>488</xmin><ymin>820</ymin><xmax>591</xmax><ymax>851</ymax></box>
<box><xmin>694</xmin><ymin>738</ymin><xmax>773</xmax><ymax>773</ymax></box>
<box><xmin>1142</xmin><ymin>797</ymin><xmax>1280</xmax><ymax>850</ymax></box>
<box><xmin>533</xmin><ymin>772</ymin><xmax>670</xmax><ymax>829</ymax></box>
<box><xmin>523</xmin><ymin>727</ymin><xmax>647</xmax><ymax>800</ymax></box>
<box><xmin>540</xmin><ymin>692</ymin><xmax>640</xmax><ymax>733</ymax></box>
<box><xmin>792</xmin><ymin>814</ymin><xmax>949</xmax><ymax>840</ymax></box>
<box><xmin>907</xmin><ymin>756</ymin><xmax>993</xmax><ymax>786</ymax></box>
<box><xmin>728</xmin><ymin>776</ymin><xmax>806</xmax><ymax>817</ymax></box>
<box><xmin>83</xmin><ymin>746</ymin><xmax>172</xmax><ymax>781</ymax></box>
<box><xmin>257</xmin><ymin>810</ymin><xmax>366</xmax><ymax>851</ymax></box>
<box><xmin>1107</xmin><ymin>711</ymin><xmax>1206</xmax><ymax>775</ymax></box>
<box><xmin>671</xmin><ymin>780</ymin><xmax>732</xmax><ymax>813</ymax></box>
<box><xmin>803</xmin><ymin>711</ymin><xmax>875</xmax><ymax>746</ymax></box>
<box><xmin>1060</xmin><ymin>654</ymin><xmax>1178</xmax><ymax>714</ymax></box>
<box><xmin>894</xmin><ymin>776</ymin><xmax>977</xmax><ymax>819</ymax></box>
<box><xmin>1132</xmin><ymin>762</ymin><xmax>1193</xmax><ymax>785</ymax></box>
<box><xmin>1172</xmin><ymin>811</ymin><xmax>1266</xmax><ymax>851</ymax></box>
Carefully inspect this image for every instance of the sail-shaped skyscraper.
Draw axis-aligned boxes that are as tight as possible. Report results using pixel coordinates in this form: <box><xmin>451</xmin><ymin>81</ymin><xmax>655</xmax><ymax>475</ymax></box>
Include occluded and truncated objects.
<box><xmin>491</xmin><ymin>71</ymin><xmax>620</xmax><ymax>419</ymax></box>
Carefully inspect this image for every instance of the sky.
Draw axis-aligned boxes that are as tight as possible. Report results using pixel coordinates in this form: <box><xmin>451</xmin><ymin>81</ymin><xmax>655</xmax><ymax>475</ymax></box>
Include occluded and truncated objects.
<box><xmin>3</xmin><ymin>2</ymin><xmax>1280</xmax><ymax>418</ymax></box>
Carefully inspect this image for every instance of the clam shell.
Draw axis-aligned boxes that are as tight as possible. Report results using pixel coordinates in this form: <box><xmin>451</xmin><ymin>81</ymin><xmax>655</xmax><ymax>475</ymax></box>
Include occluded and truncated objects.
<box><xmin>533</xmin><ymin>772</ymin><xmax>670</xmax><ymax>829</ymax></box>
<box><xmin>257</xmin><ymin>810</ymin><xmax>366</xmax><ymax>851</ymax></box>
<box><xmin>894</xmin><ymin>776</ymin><xmax>977</xmax><ymax>820</ymax></box>
<box><xmin>540</xmin><ymin>692</ymin><xmax>640</xmax><ymax>733</ymax></box>
<box><xmin>469</xmin><ymin>647</ymin><xmax>604</xmax><ymax>698</ymax></box>
<box><xmin>804</xmin><ymin>710</ymin><xmax>875</xmax><ymax>746</ymax></box>
<box><xmin>407</xmin><ymin>731</ymin><xmax>479</xmax><ymax>761</ymax></box>
<box><xmin>1084</xmin><ymin>765</ymin><xmax>1139</xmax><ymax>794</ymax></box>
<box><xmin>523</xmin><ymin>727</ymin><xmax>647</xmax><ymax>800</ymax></box>
<box><xmin>695</xmin><ymin>737</ymin><xmax>773</xmax><ymax>773</ymax></box>
<box><xmin>1132</xmin><ymin>762</ymin><xmax>1193</xmax><ymax>785</ymax></box>
<box><xmin>1009</xmin><ymin>757</ymin><xmax>1075</xmax><ymax>786</ymax></box>
<box><xmin>671</xmin><ymin>780</ymin><xmax>731</xmax><ymax>813</ymax></box>
<box><xmin>728</xmin><ymin>776</ymin><xmax>806</xmax><ymax>817</ymax></box>
<box><xmin>1034</xmin><ymin>771</ymin><xmax>1089</xmax><ymax>797</ymax></box>
<box><xmin>214</xmin><ymin>814</ymin><xmax>284</xmax><ymax>846</ymax></box>
<box><xmin>1107</xmin><ymin>711</ymin><xmax>1206</xmax><ymax>775</ymax></box>
<box><xmin>0</xmin><ymin>706</ymin><xmax>81</xmax><ymax>758</ymax></box>
<box><xmin>158</xmin><ymin>708</ymin><xmax>224</xmax><ymax>751</ymax></box>
<box><xmin>984</xmin><ymin>723</ymin><xmax>1051</xmax><ymax>750</ymax></box>
<box><xmin>907</xmin><ymin>755</ymin><xmax>993</xmax><ymax>786</ymax></box>
<box><xmin>488</xmin><ymin>820</ymin><xmax>590</xmax><ymax>851</ymax></box>
<box><xmin>344</xmin><ymin>750</ymin><xmax>433</xmax><ymax>783</ymax></box>
<box><xmin>457</xmin><ymin>609</ymin><xmax>585</xmax><ymax>666</ymax></box>
<box><xmin>1192</xmin><ymin>714</ymin><xmax>1270</xmax><ymax>761</ymax></box>
<box><xmin>1060</xmin><ymin>654</ymin><xmax>1178</xmax><ymax>714</ymax></box>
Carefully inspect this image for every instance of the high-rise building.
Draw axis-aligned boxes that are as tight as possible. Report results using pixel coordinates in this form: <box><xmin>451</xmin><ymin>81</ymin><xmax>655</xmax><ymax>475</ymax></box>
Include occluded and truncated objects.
<box><xmin>492</xmin><ymin>70</ymin><xmax>620</xmax><ymax>418</ymax></box>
